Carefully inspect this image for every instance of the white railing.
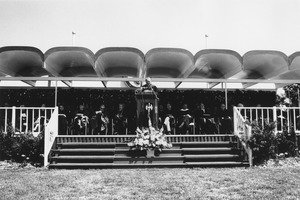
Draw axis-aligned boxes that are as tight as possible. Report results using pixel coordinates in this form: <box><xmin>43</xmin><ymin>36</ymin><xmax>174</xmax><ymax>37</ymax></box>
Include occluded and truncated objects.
<box><xmin>44</xmin><ymin>107</ymin><xmax>58</xmax><ymax>167</ymax></box>
<box><xmin>233</xmin><ymin>107</ymin><xmax>253</xmax><ymax>166</ymax></box>
<box><xmin>0</xmin><ymin>106</ymin><xmax>56</xmax><ymax>135</ymax></box>
<box><xmin>236</xmin><ymin>106</ymin><xmax>300</xmax><ymax>133</ymax></box>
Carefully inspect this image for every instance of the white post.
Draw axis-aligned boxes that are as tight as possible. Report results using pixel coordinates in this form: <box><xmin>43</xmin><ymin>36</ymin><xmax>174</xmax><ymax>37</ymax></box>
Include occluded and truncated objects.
<box><xmin>246</xmin><ymin>125</ymin><xmax>253</xmax><ymax>167</ymax></box>
<box><xmin>233</xmin><ymin>106</ymin><xmax>237</xmax><ymax>134</ymax></box>
<box><xmin>4</xmin><ymin>108</ymin><xmax>8</xmax><ymax>133</ymax></box>
<box><xmin>273</xmin><ymin>106</ymin><xmax>277</xmax><ymax>135</ymax></box>
<box><xmin>55</xmin><ymin>79</ymin><xmax>58</xmax><ymax>107</ymax></box>
<box><xmin>44</xmin><ymin>107</ymin><xmax>59</xmax><ymax>167</ymax></box>
<box><xmin>225</xmin><ymin>82</ymin><xmax>228</xmax><ymax>109</ymax></box>
<box><xmin>12</xmin><ymin>106</ymin><xmax>16</xmax><ymax>132</ymax></box>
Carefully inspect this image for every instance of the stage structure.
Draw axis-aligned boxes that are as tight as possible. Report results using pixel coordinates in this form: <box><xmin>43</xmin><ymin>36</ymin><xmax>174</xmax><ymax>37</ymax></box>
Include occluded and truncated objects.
<box><xmin>1</xmin><ymin>46</ymin><xmax>300</xmax><ymax>168</ymax></box>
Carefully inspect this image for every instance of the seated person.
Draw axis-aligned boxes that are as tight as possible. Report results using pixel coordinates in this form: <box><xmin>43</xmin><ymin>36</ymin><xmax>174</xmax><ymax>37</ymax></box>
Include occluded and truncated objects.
<box><xmin>73</xmin><ymin>104</ymin><xmax>89</xmax><ymax>135</ymax></box>
<box><xmin>194</xmin><ymin>103</ymin><xmax>218</xmax><ymax>134</ymax></box>
<box><xmin>95</xmin><ymin>104</ymin><xmax>109</xmax><ymax>135</ymax></box>
<box><xmin>178</xmin><ymin>103</ymin><xmax>192</xmax><ymax>134</ymax></box>
<box><xmin>33</xmin><ymin>104</ymin><xmax>48</xmax><ymax>133</ymax></box>
<box><xmin>113</xmin><ymin>103</ymin><xmax>127</xmax><ymax>135</ymax></box>
<box><xmin>215</xmin><ymin>103</ymin><xmax>233</xmax><ymax>134</ymax></box>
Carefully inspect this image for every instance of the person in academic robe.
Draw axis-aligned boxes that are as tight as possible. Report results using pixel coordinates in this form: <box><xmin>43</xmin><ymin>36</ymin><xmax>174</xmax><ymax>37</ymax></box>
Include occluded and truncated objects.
<box><xmin>178</xmin><ymin>103</ymin><xmax>192</xmax><ymax>134</ymax></box>
<box><xmin>215</xmin><ymin>103</ymin><xmax>233</xmax><ymax>134</ymax></box>
<box><xmin>193</xmin><ymin>103</ymin><xmax>206</xmax><ymax>134</ymax></box>
<box><xmin>141</xmin><ymin>77</ymin><xmax>158</xmax><ymax>97</ymax></box>
<box><xmin>95</xmin><ymin>104</ymin><xmax>109</xmax><ymax>135</ymax></box>
<box><xmin>113</xmin><ymin>103</ymin><xmax>127</xmax><ymax>135</ymax></box>
<box><xmin>73</xmin><ymin>104</ymin><xmax>89</xmax><ymax>135</ymax></box>
<box><xmin>137</xmin><ymin>77</ymin><xmax>159</xmax><ymax>128</ymax></box>
<box><xmin>58</xmin><ymin>104</ymin><xmax>68</xmax><ymax>135</ymax></box>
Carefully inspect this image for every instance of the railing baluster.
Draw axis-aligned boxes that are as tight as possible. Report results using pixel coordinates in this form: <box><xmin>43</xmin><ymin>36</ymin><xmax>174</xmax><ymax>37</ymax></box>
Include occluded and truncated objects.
<box><xmin>287</xmin><ymin>108</ymin><xmax>290</xmax><ymax>132</ymax></box>
<box><xmin>262</xmin><ymin>108</ymin><xmax>264</xmax><ymax>127</ymax></box>
<box><xmin>26</xmin><ymin>109</ymin><xmax>29</xmax><ymax>133</ymax></box>
<box><xmin>4</xmin><ymin>108</ymin><xmax>8</xmax><ymax>133</ymax></box>
<box><xmin>267</xmin><ymin>108</ymin><xmax>270</xmax><ymax>123</ymax></box>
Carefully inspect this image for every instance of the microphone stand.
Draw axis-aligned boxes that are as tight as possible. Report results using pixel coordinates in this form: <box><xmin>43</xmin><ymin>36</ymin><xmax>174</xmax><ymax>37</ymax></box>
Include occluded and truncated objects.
<box><xmin>149</xmin><ymin>84</ymin><xmax>159</xmax><ymax>101</ymax></box>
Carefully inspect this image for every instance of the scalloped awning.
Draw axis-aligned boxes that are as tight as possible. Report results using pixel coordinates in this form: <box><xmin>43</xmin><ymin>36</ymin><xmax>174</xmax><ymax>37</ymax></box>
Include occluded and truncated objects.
<box><xmin>0</xmin><ymin>46</ymin><xmax>299</xmax><ymax>89</ymax></box>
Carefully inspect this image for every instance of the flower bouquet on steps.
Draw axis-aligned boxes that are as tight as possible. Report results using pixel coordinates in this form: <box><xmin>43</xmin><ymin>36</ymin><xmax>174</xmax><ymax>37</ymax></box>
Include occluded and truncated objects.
<box><xmin>127</xmin><ymin>127</ymin><xmax>172</xmax><ymax>157</ymax></box>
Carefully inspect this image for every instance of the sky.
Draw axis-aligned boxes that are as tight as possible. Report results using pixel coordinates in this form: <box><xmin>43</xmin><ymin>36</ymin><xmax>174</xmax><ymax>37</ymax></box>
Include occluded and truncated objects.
<box><xmin>0</xmin><ymin>0</ymin><xmax>299</xmax><ymax>56</ymax></box>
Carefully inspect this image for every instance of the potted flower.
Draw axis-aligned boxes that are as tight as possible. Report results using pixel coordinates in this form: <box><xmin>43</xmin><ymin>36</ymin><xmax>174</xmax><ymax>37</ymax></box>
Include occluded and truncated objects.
<box><xmin>127</xmin><ymin>127</ymin><xmax>172</xmax><ymax>157</ymax></box>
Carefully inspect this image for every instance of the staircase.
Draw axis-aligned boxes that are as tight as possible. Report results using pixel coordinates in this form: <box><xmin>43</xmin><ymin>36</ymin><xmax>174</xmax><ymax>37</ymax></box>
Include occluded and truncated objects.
<box><xmin>48</xmin><ymin>135</ymin><xmax>249</xmax><ymax>169</ymax></box>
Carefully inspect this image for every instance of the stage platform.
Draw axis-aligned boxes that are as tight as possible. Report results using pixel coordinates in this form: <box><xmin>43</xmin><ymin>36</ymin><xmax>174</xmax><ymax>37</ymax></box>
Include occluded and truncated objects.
<box><xmin>48</xmin><ymin>134</ymin><xmax>249</xmax><ymax>169</ymax></box>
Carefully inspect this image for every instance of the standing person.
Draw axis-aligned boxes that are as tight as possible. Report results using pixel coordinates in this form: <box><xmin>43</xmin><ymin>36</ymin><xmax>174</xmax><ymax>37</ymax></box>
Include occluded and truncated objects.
<box><xmin>193</xmin><ymin>103</ymin><xmax>206</xmax><ymax>134</ymax></box>
<box><xmin>58</xmin><ymin>104</ymin><xmax>68</xmax><ymax>135</ymax></box>
<box><xmin>113</xmin><ymin>103</ymin><xmax>127</xmax><ymax>135</ymax></box>
<box><xmin>215</xmin><ymin>103</ymin><xmax>233</xmax><ymax>134</ymax></box>
<box><xmin>95</xmin><ymin>104</ymin><xmax>109</xmax><ymax>135</ymax></box>
<box><xmin>137</xmin><ymin>77</ymin><xmax>159</xmax><ymax>128</ymax></box>
<box><xmin>163</xmin><ymin>103</ymin><xmax>176</xmax><ymax>134</ymax></box>
<box><xmin>142</xmin><ymin>77</ymin><xmax>158</xmax><ymax>98</ymax></box>
<box><xmin>158</xmin><ymin>105</ymin><xmax>165</xmax><ymax>129</ymax></box>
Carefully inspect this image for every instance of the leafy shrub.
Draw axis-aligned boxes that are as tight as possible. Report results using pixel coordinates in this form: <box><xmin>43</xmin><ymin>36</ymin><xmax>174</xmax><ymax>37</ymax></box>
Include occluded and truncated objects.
<box><xmin>247</xmin><ymin>121</ymin><xmax>277</xmax><ymax>165</ymax></box>
<box><xmin>0</xmin><ymin>127</ymin><xmax>44</xmax><ymax>167</ymax></box>
<box><xmin>276</xmin><ymin>127</ymin><xmax>297</xmax><ymax>157</ymax></box>
<box><xmin>247</xmin><ymin>121</ymin><xmax>298</xmax><ymax>165</ymax></box>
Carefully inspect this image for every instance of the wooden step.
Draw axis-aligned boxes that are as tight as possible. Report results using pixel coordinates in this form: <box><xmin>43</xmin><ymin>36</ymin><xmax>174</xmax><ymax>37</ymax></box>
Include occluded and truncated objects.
<box><xmin>185</xmin><ymin>154</ymin><xmax>240</xmax><ymax>162</ymax></box>
<box><xmin>50</xmin><ymin>138</ymin><xmax>248</xmax><ymax>168</ymax></box>
<box><xmin>57</xmin><ymin>143</ymin><xmax>116</xmax><ymax>149</ymax></box>
<box><xmin>181</xmin><ymin>142</ymin><xmax>235</xmax><ymax>148</ymax></box>
<box><xmin>182</xmin><ymin>147</ymin><xmax>236</xmax><ymax>154</ymax></box>
<box><xmin>49</xmin><ymin>163</ymin><xmax>187</xmax><ymax>169</ymax></box>
<box><xmin>51</xmin><ymin>155</ymin><xmax>114</xmax><ymax>163</ymax></box>
<box><xmin>114</xmin><ymin>155</ymin><xmax>184</xmax><ymax>164</ymax></box>
<box><xmin>52</xmin><ymin>149</ymin><xmax>115</xmax><ymax>155</ymax></box>
<box><xmin>49</xmin><ymin>163</ymin><xmax>114</xmax><ymax>169</ymax></box>
<box><xmin>114</xmin><ymin>148</ymin><xmax>182</xmax><ymax>156</ymax></box>
<box><xmin>185</xmin><ymin>161</ymin><xmax>249</xmax><ymax>167</ymax></box>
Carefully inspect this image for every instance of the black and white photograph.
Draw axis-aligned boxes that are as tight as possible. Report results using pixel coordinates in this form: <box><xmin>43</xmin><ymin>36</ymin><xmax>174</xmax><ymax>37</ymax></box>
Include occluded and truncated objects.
<box><xmin>0</xmin><ymin>0</ymin><xmax>300</xmax><ymax>199</ymax></box>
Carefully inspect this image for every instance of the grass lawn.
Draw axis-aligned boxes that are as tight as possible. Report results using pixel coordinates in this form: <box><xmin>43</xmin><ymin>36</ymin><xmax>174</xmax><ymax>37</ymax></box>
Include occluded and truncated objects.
<box><xmin>0</xmin><ymin>167</ymin><xmax>300</xmax><ymax>200</ymax></box>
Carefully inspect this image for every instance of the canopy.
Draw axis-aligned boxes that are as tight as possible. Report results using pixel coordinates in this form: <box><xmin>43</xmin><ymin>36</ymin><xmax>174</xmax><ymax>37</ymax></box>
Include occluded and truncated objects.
<box><xmin>0</xmin><ymin>46</ymin><xmax>299</xmax><ymax>89</ymax></box>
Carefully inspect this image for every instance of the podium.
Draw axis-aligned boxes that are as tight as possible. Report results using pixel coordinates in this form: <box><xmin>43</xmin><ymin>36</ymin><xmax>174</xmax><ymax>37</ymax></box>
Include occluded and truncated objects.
<box><xmin>135</xmin><ymin>90</ymin><xmax>159</xmax><ymax>129</ymax></box>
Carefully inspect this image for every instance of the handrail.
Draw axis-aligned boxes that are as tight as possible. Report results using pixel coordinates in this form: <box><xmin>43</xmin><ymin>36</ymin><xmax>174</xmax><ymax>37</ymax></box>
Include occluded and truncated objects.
<box><xmin>44</xmin><ymin>107</ymin><xmax>58</xmax><ymax>167</ymax></box>
<box><xmin>0</xmin><ymin>106</ymin><xmax>55</xmax><ymax>134</ymax></box>
<box><xmin>233</xmin><ymin>106</ymin><xmax>253</xmax><ymax>167</ymax></box>
<box><xmin>236</xmin><ymin>106</ymin><xmax>300</xmax><ymax>134</ymax></box>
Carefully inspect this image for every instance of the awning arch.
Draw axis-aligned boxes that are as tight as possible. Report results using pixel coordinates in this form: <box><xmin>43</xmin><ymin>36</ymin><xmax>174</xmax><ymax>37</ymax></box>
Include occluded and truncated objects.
<box><xmin>44</xmin><ymin>47</ymin><xmax>96</xmax><ymax>77</ymax></box>
<box><xmin>95</xmin><ymin>47</ymin><xmax>144</xmax><ymax>78</ymax></box>
<box><xmin>0</xmin><ymin>46</ymin><xmax>46</xmax><ymax>77</ymax></box>
<box><xmin>192</xmin><ymin>49</ymin><xmax>242</xmax><ymax>79</ymax></box>
<box><xmin>145</xmin><ymin>48</ymin><xmax>194</xmax><ymax>78</ymax></box>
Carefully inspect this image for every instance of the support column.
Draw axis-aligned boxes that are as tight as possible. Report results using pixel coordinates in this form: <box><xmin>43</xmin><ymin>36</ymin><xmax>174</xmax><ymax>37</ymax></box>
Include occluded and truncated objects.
<box><xmin>54</xmin><ymin>79</ymin><xmax>58</xmax><ymax>107</ymax></box>
<box><xmin>225</xmin><ymin>82</ymin><xmax>228</xmax><ymax>109</ymax></box>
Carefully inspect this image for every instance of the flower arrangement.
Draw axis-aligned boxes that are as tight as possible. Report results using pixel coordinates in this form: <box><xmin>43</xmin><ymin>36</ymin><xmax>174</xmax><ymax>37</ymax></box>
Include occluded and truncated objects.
<box><xmin>127</xmin><ymin>127</ymin><xmax>172</xmax><ymax>154</ymax></box>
